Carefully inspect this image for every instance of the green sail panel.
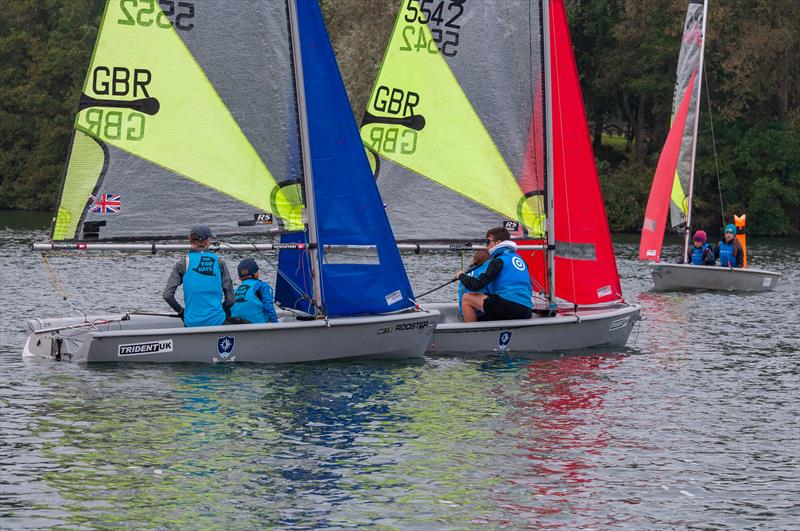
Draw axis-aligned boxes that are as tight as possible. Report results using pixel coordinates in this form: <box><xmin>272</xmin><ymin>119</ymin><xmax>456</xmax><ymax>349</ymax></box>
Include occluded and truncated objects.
<box><xmin>360</xmin><ymin>0</ymin><xmax>545</xmax><ymax>241</ymax></box>
<box><xmin>53</xmin><ymin>1</ymin><xmax>303</xmax><ymax>240</ymax></box>
<box><xmin>668</xmin><ymin>0</ymin><xmax>705</xmax><ymax>229</ymax></box>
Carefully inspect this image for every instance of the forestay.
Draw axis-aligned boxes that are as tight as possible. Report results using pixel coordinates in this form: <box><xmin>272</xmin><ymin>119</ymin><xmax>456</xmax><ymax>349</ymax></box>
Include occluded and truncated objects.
<box><xmin>52</xmin><ymin>1</ymin><xmax>304</xmax><ymax>241</ymax></box>
<box><xmin>360</xmin><ymin>0</ymin><xmax>547</xmax><ymax>241</ymax></box>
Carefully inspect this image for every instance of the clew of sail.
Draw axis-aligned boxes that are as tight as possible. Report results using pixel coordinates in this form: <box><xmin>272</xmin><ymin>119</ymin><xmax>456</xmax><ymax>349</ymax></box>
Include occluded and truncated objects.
<box><xmin>640</xmin><ymin>70</ymin><xmax>698</xmax><ymax>261</ymax></box>
<box><xmin>360</xmin><ymin>0</ymin><xmax>547</xmax><ymax>241</ymax></box>
<box><xmin>668</xmin><ymin>0</ymin><xmax>706</xmax><ymax>229</ymax></box>
<box><xmin>275</xmin><ymin>0</ymin><xmax>415</xmax><ymax>317</ymax></box>
<box><xmin>52</xmin><ymin>1</ymin><xmax>304</xmax><ymax>241</ymax></box>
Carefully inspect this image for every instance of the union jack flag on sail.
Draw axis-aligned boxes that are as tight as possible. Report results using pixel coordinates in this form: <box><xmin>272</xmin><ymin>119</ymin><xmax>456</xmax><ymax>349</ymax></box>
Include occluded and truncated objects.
<box><xmin>90</xmin><ymin>194</ymin><xmax>121</xmax><ymax>214</ymax></box>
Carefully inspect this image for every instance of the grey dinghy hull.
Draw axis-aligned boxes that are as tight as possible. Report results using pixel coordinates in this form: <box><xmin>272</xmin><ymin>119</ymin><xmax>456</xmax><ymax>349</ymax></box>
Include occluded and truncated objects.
<box><xmin>22</xmin><ymin>310</ymin><xmax>439</xmax><ymax>363</ymax></box>
<box><xmin>423</xmin><ymin>302</ymin><xmax>641</xmax><ymax>354</ymax></box>
<box><xmin>651</xmin><ymin>263</ymin><xmax>781</xmax><ymax>292</ymax></box>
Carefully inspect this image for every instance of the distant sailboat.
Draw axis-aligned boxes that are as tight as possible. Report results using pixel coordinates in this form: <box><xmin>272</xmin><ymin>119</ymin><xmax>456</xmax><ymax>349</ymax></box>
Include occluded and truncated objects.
<box><xmin>360</xmin><ymin>0</ymin><xmax>641</xmax><ymax>353</ymax></box>
<box><xmin>23</xmin><ymin>0</ymin><xmax>439</xmax><ymax>363</ymax></box>
<box><xmin>639</xmin><ymin>0</ymin><xmax>780</xmax><ymax>292</ymax></box>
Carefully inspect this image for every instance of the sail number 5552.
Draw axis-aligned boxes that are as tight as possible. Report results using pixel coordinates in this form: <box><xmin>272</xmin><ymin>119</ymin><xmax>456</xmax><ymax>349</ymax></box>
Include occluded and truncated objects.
<box><xmin>401</xmin><ymin>0</ymin><xmax>463</xmax><ymax>57</ymax></box>
<box><xmin>118</xmin><ymin>0</ymin><xmax>195</xmax><ymax>31</ymax></box>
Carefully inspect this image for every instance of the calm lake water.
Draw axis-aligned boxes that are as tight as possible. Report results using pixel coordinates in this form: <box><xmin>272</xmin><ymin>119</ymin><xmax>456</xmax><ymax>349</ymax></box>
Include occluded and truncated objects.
<box><xmin>1</xmin><ymin>212</ymin><xmax>798</xmax><ymax>529</ymax></box>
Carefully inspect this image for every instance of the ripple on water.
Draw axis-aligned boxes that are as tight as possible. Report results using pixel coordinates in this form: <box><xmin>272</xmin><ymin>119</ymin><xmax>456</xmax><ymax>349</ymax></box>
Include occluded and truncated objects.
<box><xmin>1</xmin><ymin>223</ymin><xmax>799</xmax><ymax>528</ymax></box>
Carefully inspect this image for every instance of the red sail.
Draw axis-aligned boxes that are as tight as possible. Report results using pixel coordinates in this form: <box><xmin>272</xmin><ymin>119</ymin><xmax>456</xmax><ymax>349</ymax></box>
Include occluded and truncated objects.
<box><xmin>546</xmin><ymin>0</ymin><xmax>622</xmax><ymax>304</ymax></box>
<box><xmin>639</xmin><ymin>69</ymin><xmax>697</xmax><ymax>261</ymax></box>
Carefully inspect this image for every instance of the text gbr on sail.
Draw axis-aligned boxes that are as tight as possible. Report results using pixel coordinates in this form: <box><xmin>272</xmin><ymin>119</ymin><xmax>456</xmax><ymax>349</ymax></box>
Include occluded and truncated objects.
<box><xmin>83</xmin><ymin>66</ymin><xmax>154</xmax><ymax>141</ymax></box>
<box><xmin>366</xmin><ymin>85</ymin><xmax>421</xmax><ymax>154</ymax></box>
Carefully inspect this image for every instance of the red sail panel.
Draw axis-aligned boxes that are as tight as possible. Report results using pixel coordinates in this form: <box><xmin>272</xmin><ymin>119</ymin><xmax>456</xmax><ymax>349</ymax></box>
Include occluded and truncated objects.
<box><xmin>638</xmin><ymin>69</ymin><xmax>697</xmax><ymax>261</ymax></box>
<box><xmin>549</xmin><ymin>0</ymin><xmax>622</xmax><ymax>305</ymax></box>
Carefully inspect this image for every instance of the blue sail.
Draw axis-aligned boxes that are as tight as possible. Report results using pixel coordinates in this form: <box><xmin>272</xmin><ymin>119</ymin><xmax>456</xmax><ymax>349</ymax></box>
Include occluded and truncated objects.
<box><xmin>276</xmin><ymin>0</ymin><xmax>415</xmax><ymax>317</ymax></box>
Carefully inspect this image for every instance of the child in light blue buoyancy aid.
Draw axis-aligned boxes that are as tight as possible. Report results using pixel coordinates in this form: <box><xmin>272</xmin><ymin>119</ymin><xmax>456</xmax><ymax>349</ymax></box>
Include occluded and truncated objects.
<box><xmin>715</xmin><ymin>224</ymin><xmax>744</xmax><ymax>268</ymax></box>
<box><xmin>458</xmin><ymin>250</ymin><xmax>492</xmax><ymax>320</ymax></box>
<box><xmin>230</xmin><ymin>259</ymin><xmax>278</xmax><ymax>324</ymax></box>
<box><xmin>688</xmin><ymin>230</ymin><xmax>715</xmax><ymax>266</ymax></box>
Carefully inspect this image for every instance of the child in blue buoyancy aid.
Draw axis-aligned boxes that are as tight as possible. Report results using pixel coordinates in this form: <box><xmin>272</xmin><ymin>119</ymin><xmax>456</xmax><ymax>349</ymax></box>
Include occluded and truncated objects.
<box><xmin>688</xmin><ymin>230</ymin><xmax>715</xmax><ymax>265</ymax></box>
<box><xmin>230</xmin><ymin>259</ymin><xmax>279</xmax><ymax>324</ymax></box>
<box><xmin>458</xmin><ymin>250</ymin><xmax>491</xmax><ymax>320</ymax></box>
<box><xmin>715</xmin><ymin>224</ymin><xmax>744</xmax><ymax>268</ymax></box>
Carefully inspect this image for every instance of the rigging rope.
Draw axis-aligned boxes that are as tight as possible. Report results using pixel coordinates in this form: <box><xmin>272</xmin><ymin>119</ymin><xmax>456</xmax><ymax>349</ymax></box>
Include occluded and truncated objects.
<box><xmin>40</xmin><ymin>252</ymin><xmax>87</xmax><ymax>319</ymax></box>
<box><xmin>703</xmin><ymin>62</ymin><xmax>726</xmax><ymax>226</ymax></box>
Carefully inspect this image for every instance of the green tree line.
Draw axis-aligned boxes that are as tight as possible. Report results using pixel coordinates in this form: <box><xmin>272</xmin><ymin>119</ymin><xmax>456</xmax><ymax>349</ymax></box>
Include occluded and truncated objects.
<box><xmin>1</xmin><ymin>0</ymin><xmax>797</xmax><ymax>234</ymax></box>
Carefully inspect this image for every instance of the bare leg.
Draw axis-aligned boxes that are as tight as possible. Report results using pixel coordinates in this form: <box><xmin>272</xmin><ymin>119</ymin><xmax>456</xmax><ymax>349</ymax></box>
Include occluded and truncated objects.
<box><xmin>461</xmin><ymin>293</ymin><xmax>488</xmax><ymax>323</ymax></box>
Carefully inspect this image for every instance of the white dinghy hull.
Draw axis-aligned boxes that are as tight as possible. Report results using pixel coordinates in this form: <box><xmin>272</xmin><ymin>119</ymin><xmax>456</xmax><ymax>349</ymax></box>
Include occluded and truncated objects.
<box><xmin>651</xmin><ymin>263</ymin><xmax>781</xmax><ymax>292</ymax></box>
<box><xmin>423</xmin><ymin>303</ymin><xmax>641</xmax><ymax>354</ymax></box>
<box><xmin>22</xmin><ymin>310</ymin><xmax>439</xmax><ymax>363</ymax></box>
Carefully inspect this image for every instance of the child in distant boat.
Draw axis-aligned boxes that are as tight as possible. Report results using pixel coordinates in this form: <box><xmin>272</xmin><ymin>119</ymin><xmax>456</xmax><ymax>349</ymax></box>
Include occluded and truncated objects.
<box><xmin>458</xmin><ymin>249</ymin><xmax>491</xmax><ymax>320</ymax></box>
<box><xmin>688</xmin><ymin>230</ymin><xmax>715</xmax><ymax>266</ymax></box>
<box><xmin>229</xmin><ymin>258</ymin><xmax>279</xmax><ymax>324</ymax></box>
<box><xmin>715</xmin><ymin>224</ymin><xmax>744</xmax><ymax>268</ymax></box>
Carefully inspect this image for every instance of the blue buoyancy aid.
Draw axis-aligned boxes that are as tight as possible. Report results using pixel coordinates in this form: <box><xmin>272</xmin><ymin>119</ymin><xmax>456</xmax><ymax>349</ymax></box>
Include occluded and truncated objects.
<box><xmin>231</xmin><ymin>278</ymin><xmax>278</xmax><ymax>324</ymax></box>
<box><xmin>487</xmin><ymin>244</ymin><xmax>533</xmax><ymax>308</ymax></box>
<box><xmin>183</xmin><ymin>251</ymin><xmax>226</xmax><ymax>327</ymax></box>
<box><xmin>690</xmin><ymin>243</ymin><xmax>711</xmax><ymax>265</ymax></box>
<box><xmin>717</xmin><ymin>240</ymin><xmax>739</xmax><ymax>267</ymax></box>
<box><xmin>458</xmin><ymin>261</ymin><xmax>491</xmax><ymax>317</ymax></box>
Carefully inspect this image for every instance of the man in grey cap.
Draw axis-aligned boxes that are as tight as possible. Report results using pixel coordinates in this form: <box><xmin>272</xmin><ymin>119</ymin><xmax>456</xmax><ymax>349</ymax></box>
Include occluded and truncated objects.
<box><xmin>163</xmin><ymin>225</ymin><xmax>234</xmax><ymax>327</ymax></box>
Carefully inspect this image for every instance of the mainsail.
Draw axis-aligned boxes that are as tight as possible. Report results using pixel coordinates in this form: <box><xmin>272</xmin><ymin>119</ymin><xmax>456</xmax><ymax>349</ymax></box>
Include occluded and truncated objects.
<box><xmin>360</xmin><ymin>0</ymin><xmax>547</xmax><ymax>241</ymax></box>
<box><xmin>52</xmin><ymin>1</ymin><xmax>304</xmax><ymax>241</ymax></box>
<box><xmin>362</xmin><ymin>0</ymin><xmax>622</xmax><ymax>305</ymax></box>
<box><xmin>639</xmin><ymin>0</ymin><xmax>707</xmax><ymax>261</ymax></box>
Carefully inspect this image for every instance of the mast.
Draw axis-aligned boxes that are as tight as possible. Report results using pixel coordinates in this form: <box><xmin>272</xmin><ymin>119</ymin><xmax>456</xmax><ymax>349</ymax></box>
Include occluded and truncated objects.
<box><xmin>682</xmin><ymin>0</ymin><xmax>709</xmax><ymax>263</ymax></box>
<box><xmin>287</xmin><ymin>0</ymin><xmax>324</xmax><ymax>314</ymax></box>
<box><xmin>542</xmin><ymin>0</ymin><xmax>557</xmax><ymax>302</ymax></box>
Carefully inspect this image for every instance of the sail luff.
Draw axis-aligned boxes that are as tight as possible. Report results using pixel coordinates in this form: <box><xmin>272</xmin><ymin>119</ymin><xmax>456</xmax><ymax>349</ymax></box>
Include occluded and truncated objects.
<box><xmin>542</xmin><ymin>0</ymin><xmax>556</xmax><ymax>303</ymax></box>
<box><xmin>287</xmin><ymin>0</ymin><xmax>323</xmax><ymax>314</ymax></box>
<box><xmin>681</xmin><ymin>0</ymin><xmax>709</xmax><ymax>263</ymax></box>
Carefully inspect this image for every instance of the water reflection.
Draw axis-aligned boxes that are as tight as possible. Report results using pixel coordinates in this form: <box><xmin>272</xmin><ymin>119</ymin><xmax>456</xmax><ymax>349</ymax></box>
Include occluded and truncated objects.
<box><xmin>2</xmin><ymin>220</ymin><xmax>799</xmax><ymax>528</ymax></box>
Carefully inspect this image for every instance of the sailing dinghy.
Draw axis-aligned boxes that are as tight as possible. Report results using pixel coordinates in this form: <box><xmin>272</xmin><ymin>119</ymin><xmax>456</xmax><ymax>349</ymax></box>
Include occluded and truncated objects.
<box><xmin>360</xmin><ymin>0</ymin><xmax>641</xmax><ymax>353</ymax></box>
<box><xmin>639</xmin><ymin>0</ymin><xmax>780</xmax><ymax>292</ymax></box>
<box><xmin>23</xmin><ymin>0</ymin><xmax>439</xmax><ymax>363</ymax></box>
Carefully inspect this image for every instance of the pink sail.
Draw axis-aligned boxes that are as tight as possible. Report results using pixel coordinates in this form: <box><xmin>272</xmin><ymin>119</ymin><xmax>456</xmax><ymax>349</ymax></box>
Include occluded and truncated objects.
<box><xmin>639</xmin><ymin>69</ymin><xmax>697</xmax><ymax>262</ymax></box>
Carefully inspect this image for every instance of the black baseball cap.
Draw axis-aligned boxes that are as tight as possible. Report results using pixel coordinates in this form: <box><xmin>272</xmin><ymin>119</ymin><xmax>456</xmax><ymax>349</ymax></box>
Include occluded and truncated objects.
<box><xmin>189</xmin><ymin>225</ymin><xmax>213</xmax><ymax>241</ymax></box>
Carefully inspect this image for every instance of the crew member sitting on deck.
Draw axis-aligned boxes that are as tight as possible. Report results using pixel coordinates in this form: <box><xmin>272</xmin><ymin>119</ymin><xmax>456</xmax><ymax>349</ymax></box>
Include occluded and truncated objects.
<box><xmin>456</xmin><ymin>227</ymin><xmax>534</xmax><ymax>323</ymax></box>
<box><xmin>688</xmin><ymin>229</ymin><xmax>715</xmax><ymax>266</ymax></box>
<box><xmin>715</xmin><ymin>223</ymin><xmax>744</xmax><ymax>268</ymax></box>
<box><xmin>457</xmin><ymin>249</ymin><xmax>491</xmax><ymax>321</ymax></box>
<box><xmin>230</xmin><ymin>258</ymin><xmax>278</xmax><ymax>324</ymax></box>
<box><xmin>162</xmin><ymin>225</ymin><xmax>234</xmax><ymax>327</ymax></box>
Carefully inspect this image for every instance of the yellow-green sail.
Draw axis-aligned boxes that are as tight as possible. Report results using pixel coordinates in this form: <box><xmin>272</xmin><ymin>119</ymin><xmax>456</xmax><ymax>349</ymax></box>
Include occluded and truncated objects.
<box><xmin>360</xmin><ymin>0</ymin><xmax>546</xmax><ymax>240</ymax></box>
<box><xmin>53</xmin><ymin>1</ymin><xmax>303</xmax><ymax>240</ymax></box>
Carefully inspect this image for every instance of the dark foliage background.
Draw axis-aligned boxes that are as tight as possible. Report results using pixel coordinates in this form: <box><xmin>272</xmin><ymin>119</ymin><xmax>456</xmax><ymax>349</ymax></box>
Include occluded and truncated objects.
<box><xmin>1</xmin><ymin>0</ymin><xmax>797</xmax><ymax>235</ymax></box>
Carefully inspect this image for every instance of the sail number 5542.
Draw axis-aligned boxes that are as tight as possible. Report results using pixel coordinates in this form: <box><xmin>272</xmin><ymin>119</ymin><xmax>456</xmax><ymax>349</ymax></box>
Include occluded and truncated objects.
<box><xmin>118</xmin><ymin>0</ymin><xmax>195</xmax><ymax>31</ymax></box>
<box><xmin>401</xmin><ymin>0</ymin><xmax>463</xmax><ymax>57</ymax></box>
